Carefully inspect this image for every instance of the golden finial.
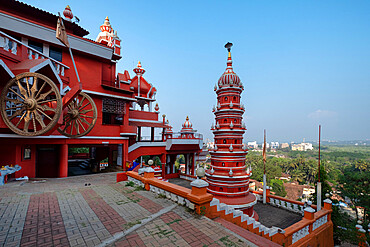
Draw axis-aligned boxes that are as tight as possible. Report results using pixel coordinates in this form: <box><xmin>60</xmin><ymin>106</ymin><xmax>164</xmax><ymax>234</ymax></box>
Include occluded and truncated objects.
<box><xmin>186</xmin><ymin>116</ymin><xmax>189</xmax><ymax>121</ymax></box>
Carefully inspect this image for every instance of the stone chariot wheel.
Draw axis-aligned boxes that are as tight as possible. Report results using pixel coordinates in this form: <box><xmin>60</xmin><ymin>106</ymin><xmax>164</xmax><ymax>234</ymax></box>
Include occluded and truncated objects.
<box><xmin>57</xmin><ymin>92</ymin><xmax>97</xmax><ymax>138</ymax></box>
<box><xmin>0</xmin><ymin>72</ymin><xmax>62</xmax><ymax>136</ymax></box>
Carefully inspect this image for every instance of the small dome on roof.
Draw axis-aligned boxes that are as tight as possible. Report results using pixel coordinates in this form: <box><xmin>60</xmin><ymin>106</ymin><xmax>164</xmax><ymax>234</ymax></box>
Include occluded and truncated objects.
<box><xmin>182</xmin><ymin>116</ymin><xmax>192</xmax><ymax>129</ymax></box>
<box><xmin>181</xmin><ymin>116</ymin><xmax>194</xmax><ymax>132</ymax></box>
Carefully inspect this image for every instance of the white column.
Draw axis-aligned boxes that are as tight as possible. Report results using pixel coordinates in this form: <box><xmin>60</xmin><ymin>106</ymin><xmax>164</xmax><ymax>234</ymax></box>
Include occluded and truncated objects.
<box><xmin>43</xmin><ymin>43</ymin><xmax>49</xmax><ymax>57</ymax></box>
<box><xmin>317</xmin><ymin>182</ymin><xmax>322</xmax><ymax>211</ymax></box>
<box><xmin>263</xmin><ymin>174</ymin><xmax>267</xmax><ymax>204</ymax></box>
<box><xmin>117</xmin><ymin>144</ymin><xmax>122</xmax><ymax>166</ymax></box>
<box><xmin>138</xmin><ymin>75</ymin><xmax>141</xmax><ymax>97</ymax></box>
<box><xmin>185</xmin><ymin>154</ymin><xmax>189</xmax><ymax>175</ymax></box>
<box><xmin>193</xmin><ymin>153</ymin><xmax>196</xmax><ymax>176</ymax></box>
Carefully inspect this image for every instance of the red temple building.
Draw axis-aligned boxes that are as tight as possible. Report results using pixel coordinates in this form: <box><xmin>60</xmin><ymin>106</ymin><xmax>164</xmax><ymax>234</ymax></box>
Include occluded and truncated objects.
<box><xmin>205</xmin><ymin>43</ymin><xmax>257</xmax><ymax>217</ymax></box>
<box><xmin>0</xmin><ymin>0</ymin><xmax>202</xmax><ymax>180</ymax></box>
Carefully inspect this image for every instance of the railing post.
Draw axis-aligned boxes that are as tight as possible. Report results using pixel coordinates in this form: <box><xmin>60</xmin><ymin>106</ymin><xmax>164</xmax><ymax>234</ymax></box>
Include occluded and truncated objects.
<box><xmin>266</xmin><ymin>186</ymin><xmax>271</xmax><ymax>203</ymax></box>
<box><xmin>323</xmin><ymin>198</ymin><xmax>332</xmax><ymax>221</ymax></box>
<box><xmin>356</xmin><ymin>222</ymin><xmax>367</xmax><ymax>247</ymax></box>
<box><xmin>187</xmin><ymin>178</ymin><xmax>213</xmax><ymax>215</ymax></box>
<box><xmin>304</xmin><ymin>202</ymin><xmax>315</xmax><ymax>221</ymax></box>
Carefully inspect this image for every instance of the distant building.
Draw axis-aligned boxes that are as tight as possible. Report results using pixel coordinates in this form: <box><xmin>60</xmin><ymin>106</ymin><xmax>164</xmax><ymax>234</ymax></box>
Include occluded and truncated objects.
<box><xmin>270</xmin><ymin>142</ymin><xmax>279</xmax><ymax>149</ymax></box>
<box><xmin>292</xmin><ymin>142</ymin><xmax>313</xmax><ymax>151</ymax></box>
<box><xmin>277</xmin><ymin>173</ymin><xmax>291</xmax><ymax>181</ymax></box>
<box><xmin>302</xmin><ymin>187</ymin><xmax>315</xmax><ymax>202</ymax></box>
<box><xmin>280</xmin><ymin>143</ymin><xmax>290</xmax><ymax>149</ymax></box>
<box><xmin>247</xmin><ymin>141</ymin><xmax>258</xmax><ymax>149</ymax></box>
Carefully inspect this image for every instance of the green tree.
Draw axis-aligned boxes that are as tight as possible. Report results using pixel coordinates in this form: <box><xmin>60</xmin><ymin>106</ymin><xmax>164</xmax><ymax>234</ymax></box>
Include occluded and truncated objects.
<box><xmin>339</xmin><ymin>163</ymin><xmax>370</xmax><ymax>223</ymax></box>
<box><xmin>270</xmin><ymin>179</ymin><xmax>287</xmax><ymax>197</ymax></box>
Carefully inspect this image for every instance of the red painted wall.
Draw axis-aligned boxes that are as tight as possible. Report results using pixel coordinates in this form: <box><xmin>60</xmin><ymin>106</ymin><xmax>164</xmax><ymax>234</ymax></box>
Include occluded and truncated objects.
<box><xmin>0</xmin><ymin>144</ymin><xmax>36</xmax><ymax>178</ymax></box>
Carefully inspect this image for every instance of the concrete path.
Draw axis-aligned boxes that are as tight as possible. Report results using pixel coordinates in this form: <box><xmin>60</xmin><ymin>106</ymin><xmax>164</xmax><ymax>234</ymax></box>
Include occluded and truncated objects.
<box><xmin>0</xmin><ymin>173</ymin><xmax>257</xmax><ymax>247</ymax></box>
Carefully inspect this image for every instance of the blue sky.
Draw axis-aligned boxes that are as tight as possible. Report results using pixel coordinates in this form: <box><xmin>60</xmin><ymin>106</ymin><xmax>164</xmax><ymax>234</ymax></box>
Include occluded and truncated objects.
<box><xmin>24</xmin><ymin>0</ymin><xmax>370</xmax><ymax>142</ymax></box>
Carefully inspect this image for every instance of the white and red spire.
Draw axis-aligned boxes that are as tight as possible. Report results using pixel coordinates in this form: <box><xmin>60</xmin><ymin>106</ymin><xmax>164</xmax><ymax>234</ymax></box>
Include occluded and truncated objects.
<box><xmin>206</xmin><ymin>43</ymin><xmax>256</xmax><ymax>218</ymax></box>
<box><xmin>96</xmin><ymin>16</ymin><xmax>121</xmax><ymax>56</ymax></box>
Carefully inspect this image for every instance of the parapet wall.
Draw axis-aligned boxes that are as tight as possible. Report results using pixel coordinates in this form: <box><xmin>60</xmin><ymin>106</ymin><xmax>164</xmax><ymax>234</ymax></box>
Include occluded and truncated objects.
<box><xmin>123</xmin><ymin>171</ymin><xmax>334</xmax><ymax>246</ymax></box>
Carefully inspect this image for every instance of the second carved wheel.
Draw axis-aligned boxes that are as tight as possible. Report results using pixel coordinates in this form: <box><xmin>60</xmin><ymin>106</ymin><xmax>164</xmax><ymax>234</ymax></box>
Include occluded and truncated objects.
<box><xmin>58</xmin><ymin>92</ymin><xmax>97</xmax><ymax>138</ymax></box>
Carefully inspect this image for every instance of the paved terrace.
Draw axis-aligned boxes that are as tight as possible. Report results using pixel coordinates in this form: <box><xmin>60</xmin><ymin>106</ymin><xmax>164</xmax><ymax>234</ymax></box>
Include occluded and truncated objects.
<box><xmin>0</xmin><ymin>173</ymin><xmax>281</xmax><ymax>247</ymax></box>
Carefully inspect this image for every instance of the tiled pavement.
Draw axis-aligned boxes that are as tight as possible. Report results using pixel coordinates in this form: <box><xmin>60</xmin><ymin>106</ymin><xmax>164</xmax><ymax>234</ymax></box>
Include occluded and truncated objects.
<box><xmin>0</xmin><ymin>173</ymin><xmax>259</xmax><ymax>247</ymax></box>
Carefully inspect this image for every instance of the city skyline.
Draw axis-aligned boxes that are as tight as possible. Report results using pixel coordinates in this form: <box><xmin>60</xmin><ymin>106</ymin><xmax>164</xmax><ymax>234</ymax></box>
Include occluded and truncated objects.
<box><xmin>22</xmin><ymin>0</ymin><xmax>370</xmax><ymax>142</ymax></box>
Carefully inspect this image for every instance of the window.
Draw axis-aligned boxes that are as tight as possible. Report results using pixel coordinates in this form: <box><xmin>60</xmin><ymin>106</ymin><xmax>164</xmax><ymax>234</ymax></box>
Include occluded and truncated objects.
<box><xmin>49</xmin><ymin>46</ymin><xmax>62</xmax><ymax>62</ymax></box>
<box><xmin>222</xmin><ymin>162</ymin><xmax>225</xmax><ymax>167</ymax></box>
<box><xmin>28</xmin><ymin>40</ymin><xmax>43</xmax><ymax>53</ymax></box>
<box><xmin>102</xmin><ymin>98</ymin><xmax>125</xmax><ymax>125</ymax></box>
<box><xmin>224</xmin><ymin>97</ymin><xmax>228</xmax><ymax>101</ymax></box>
<box><xmin>235</xmin><ymin>140</ymin><xmax>237</xmax><ymax>144</ymax></box>
<box><xmin>224</xmin><ymin>119</ymin><xmax>227</xmax><ymax>123</ymax></box>
<box><xmin>23</xmin><ymin>146</ymin><xmax>31</xmax><ymax>160</ymax></box>
<box><xmin>233</xmin><ymin>96</ymin><xmax>236</xmax><ymax>101</ymax></box>
<box><xmin>223</xmin><ymin>139</ymin><xmax>226</xmax><ymax>144</ymax></box>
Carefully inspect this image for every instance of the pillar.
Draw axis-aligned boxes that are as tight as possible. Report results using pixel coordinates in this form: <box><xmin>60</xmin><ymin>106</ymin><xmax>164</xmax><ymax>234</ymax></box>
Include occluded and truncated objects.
<box><xmin>185</xmin><ymin>154</ymin><xmax>189</xmax><ymax>175</ymax></box>
<box><xmin>191</xmin><ymin>153</ymin><xmax>195</xmax><ymax>176</ymax></box>
<box><xmin>161</xmin><ymin>154</ymin><xmax>166</xmax><ymax>177</ymax></box>
<box><xmin>151</xmin><ymin>127</ymin><xmax>155</xmax><ymax>142</ymax></box>
<box><xmin>117</xmin><ymin>144</ymin><xmax>123</xmax><ymax>167</ymax></box>
<box><xmin>137</xmin><ymin>127</ymin><xmax>141</xmax><ymax>141</ymax></box>
<box><xmin>59</xmin><ymin>144</ymin><xmax>68</xmax><ymax>178</ymax></box>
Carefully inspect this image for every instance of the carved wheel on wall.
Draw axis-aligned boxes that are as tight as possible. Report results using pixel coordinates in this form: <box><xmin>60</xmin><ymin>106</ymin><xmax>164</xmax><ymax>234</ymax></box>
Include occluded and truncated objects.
<box><xmin>57</xmin><ymin>92</ymin><xmax>97</xmax><ymax>138</ymax></box>
<box><xmin>0</xmin><ymin>72</ymin><xmax>62</xmax><ymax>136</ymax></box>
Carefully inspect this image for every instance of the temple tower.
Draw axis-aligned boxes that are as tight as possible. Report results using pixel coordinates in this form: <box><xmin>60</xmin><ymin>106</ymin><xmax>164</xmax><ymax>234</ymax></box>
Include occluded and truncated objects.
<box><xmin>205</xmin><ymin>43</ymin><xmax>257</xmax><ymax>217</ymax></box>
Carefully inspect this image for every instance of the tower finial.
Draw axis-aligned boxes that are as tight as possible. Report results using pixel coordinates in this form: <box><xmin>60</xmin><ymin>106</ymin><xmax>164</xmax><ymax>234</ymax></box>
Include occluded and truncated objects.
<box><xmin>224</xmin><ymin>42</ymin><xmax>233</xmax><ymax>52</ymax></box>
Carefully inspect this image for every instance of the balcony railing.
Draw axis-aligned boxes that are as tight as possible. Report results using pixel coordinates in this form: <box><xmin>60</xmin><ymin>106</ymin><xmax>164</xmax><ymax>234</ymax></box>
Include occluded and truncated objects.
<box><xmin>167</xmin><ymin>132</ymin><xmax>203</xmax><ymax>140</ymax></box>
<box><xmin>0</xmin><ymin>30</ymin><xmax>69</xmax><ymax>77</ymax></box>
<box><xmin>138</xmin><ymin>135</ymin><xmax>163</xmax><ymax>142</ymax></box>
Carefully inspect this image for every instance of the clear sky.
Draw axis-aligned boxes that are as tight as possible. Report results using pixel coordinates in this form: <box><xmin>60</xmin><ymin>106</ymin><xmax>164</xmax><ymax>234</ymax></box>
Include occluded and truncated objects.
<box><xmin>23</xmin><ymin>0</ymin><xmax>370</xmax><ymax>143</ymax></box>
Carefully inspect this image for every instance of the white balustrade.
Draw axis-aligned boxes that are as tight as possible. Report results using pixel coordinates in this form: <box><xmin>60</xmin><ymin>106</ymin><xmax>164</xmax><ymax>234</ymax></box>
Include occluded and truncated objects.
<box><xmin>292</xmin><ymin>225</ymin><xmax>309</xmax><ymax>244</ymax></box>
<box><xmin>312</xmin><ymin>215</ymin><xmax>328</xmax><ymax>231</ymax></box>
<box><xmin>0</xmin><ymin>30</ymin><xmax>69</xmax><ymax>77</ymax></box>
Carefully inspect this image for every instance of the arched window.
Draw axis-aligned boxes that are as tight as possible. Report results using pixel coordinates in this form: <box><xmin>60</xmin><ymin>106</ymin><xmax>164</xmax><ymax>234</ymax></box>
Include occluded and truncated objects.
<box><xmin>224</xmin><ymin>97</ymin><xmax>228</xmax><ymax>101</ymax></box>
<box><xmin>235</xmin><ymin>140</ymin><xmax>237</xmax><ymax>144</ymax></box>
<box><xmin>220</xmin><ymin>188</ymin><xmax>223</xmax><ymax>191</ymax></box>
<box><xmin>236</xmin><ymin>162</ymin><xmax>239</xmax><ymax>166</ymax></box>
<box><xmin>224</xmin><ymin>119</ymin><xmax>227</xmax><ymax>123</ymax></box>
<box><xmin>223</xmin><ymin>139</ymin><xmax>226</xmax><ymax>144</ymax></box>
<box><xmin>233</xmin><ymin>96</ymin><xmax>236</xmax><ymax>101</ymax></box>
<box><xmin>222</xmin><ymin>162</ymin><xmax>225</xmax><ymax>167</ymax></box>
